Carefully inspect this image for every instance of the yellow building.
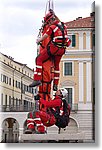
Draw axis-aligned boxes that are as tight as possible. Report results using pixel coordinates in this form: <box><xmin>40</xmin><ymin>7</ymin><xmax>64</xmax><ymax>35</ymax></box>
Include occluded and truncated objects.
<box><xmin>58</xmin><ymin>12</ymin><xmax>95</xmax><ymax>142</ymax></box>
<box><xmin>59</xmin><ymin>12</ymin><xmax>95</xmax><ymax>108</ymax></box>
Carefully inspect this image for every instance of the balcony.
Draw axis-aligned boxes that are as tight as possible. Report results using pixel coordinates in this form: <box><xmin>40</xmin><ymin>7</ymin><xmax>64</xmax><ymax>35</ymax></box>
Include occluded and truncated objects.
<box><xmin>0</xmin><ymin>105</ymin><xmax>35</xmax><ymax>112</ymax></box>
<box><xmin>0</xmin><ymin>104</ymin><xmax>78</xmax><ymax>112</ymax></box>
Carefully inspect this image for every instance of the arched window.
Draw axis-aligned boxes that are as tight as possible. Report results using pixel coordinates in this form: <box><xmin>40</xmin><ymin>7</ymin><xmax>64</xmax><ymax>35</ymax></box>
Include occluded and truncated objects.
<box><xmin>83</xmin><ymin>32</ymin><xmax>86</xmax><ymax>49</ymax></box>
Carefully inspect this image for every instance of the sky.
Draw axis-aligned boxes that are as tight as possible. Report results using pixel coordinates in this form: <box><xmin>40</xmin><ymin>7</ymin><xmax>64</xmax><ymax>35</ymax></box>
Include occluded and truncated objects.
<box><xmin>0</xmin><ymin>0</ymin><xmax>94</xmax><ymax>69</ymax></box>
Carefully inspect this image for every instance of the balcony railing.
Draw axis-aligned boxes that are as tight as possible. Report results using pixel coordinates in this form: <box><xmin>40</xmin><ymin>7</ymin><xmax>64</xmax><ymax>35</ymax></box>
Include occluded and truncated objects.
<box><xmin>0</xmin><ymin>104</ymin><xmax>78</xmax><ymax>112</ymax></box>
<box><xmin>0</xmin><ymin>105</ymin><xmax>35</xmax><ymax>112</ymax></box>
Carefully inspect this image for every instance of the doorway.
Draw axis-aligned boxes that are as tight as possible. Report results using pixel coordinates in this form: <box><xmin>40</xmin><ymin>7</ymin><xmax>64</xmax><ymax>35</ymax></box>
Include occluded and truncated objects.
<box><xmin>2</xmin><ymin>118</ymin><xmax>19</xmax><ymax>143</ymax></box>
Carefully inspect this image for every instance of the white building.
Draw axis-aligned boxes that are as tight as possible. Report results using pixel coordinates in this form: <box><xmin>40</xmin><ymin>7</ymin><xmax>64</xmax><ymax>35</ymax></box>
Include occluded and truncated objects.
<box><xmin>0</xmin><ymin>52</ymin><xmax>36</xmax><ymax>142</ymax></box>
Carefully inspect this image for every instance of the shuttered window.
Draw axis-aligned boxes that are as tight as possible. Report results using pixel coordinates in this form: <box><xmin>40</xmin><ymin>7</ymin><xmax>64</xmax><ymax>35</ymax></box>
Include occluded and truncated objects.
<box><xmin>68</xmin><ymin>34</ymin><xmax>76</xmax><ymax>47</ymax></box>
<box><xmin>72</xmin><ymin>35</ymin><xmax>76</xmax><ymax>47</ymax></box>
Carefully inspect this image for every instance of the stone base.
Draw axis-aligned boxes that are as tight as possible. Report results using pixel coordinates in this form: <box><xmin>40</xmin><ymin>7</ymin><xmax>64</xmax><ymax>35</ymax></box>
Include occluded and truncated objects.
<box><xmin>78</xmin><ymin>102</ymin><xmax>92</xmax><ymax>110</ymax></box>
<box><xmin>19</xmin><ymin>131</ymin><xmax>85</xmax><ymax>142</ymax></box>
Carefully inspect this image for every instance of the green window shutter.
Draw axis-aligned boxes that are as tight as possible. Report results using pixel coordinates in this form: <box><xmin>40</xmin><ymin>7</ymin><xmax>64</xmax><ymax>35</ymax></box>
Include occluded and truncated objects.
<box><xmin>72</xmin><ymin>35</ymin><xmax>76</xmax><ymax>47</ymax></box>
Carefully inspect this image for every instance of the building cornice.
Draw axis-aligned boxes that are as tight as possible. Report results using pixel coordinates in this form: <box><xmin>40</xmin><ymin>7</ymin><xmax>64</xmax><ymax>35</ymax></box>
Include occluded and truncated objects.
<box><xmin>67</xmin><ymin>28</ymin><xmax>94</xmax><ymax>32</ymax></box>
<box><xmin>0</xmin><ymin>61</ymin><xmax>33</xmax><ymax>80</ymax></box>
<box><xmin>61</xmin><ymin>57</ymin><xmax>92</xmax><ymax>62</ymax></box>
<box><xmin>0</xmin><ymin>52</ymin><xmax>33</xmax><ymax>72</ymax></box>
<box><xmin>64</xmin><ymin>49</ymin><xmax>93</xmax><ymax>56</ymax></box>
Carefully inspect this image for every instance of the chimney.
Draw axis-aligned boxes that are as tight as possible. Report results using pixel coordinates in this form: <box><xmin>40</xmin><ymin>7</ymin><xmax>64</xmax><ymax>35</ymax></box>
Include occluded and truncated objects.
<box><xmin>90</xmin><ymin>12</ymin><xmax>95</xmax><ymax>17</ymax></box>
<box><xmin>76</xmin><ymin>17</ymin><xmax>82</xmax><ymax>20</ymax></box>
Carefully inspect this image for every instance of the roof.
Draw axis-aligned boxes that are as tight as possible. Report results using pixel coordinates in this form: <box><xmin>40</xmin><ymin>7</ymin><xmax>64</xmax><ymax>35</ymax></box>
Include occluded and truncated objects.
<box><xmin>0</xmin><ymin>52</ymin><xmax>33</xmax><ymax>71</ymax></box>
<box><xmin>65</xmin><ymin>13</ymin><xmax>95</xmax><ymax>29</ymax></box>
<box><xmin>1</xmin><ymin>52</ymin><xmax>24</xmax><ymax>65</ymax></box>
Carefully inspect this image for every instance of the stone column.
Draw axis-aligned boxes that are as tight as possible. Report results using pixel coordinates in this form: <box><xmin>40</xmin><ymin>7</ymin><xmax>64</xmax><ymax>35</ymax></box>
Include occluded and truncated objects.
<box><xmin>79</xmin><ymin>32</ymin><xmax>83</xmax><ymax>50</ymax></box>
<box><xmin>86</xmin><ymin>61</ymin><xmax>92</xmax><ymax>102</ymax></box>
<box><xmin>79</xmin><ymin>61</ymin><xmax>84</xmax><ymax>102</ymax></box>
<box><xmin>19</xmin><ymin>127</ymin><xmax>24</xmax><ymax>142</ymax></box>
<box><xmin>86</xmin><ymin>31</ymin><xmax>91</xmax><ymax>50</ymax></box>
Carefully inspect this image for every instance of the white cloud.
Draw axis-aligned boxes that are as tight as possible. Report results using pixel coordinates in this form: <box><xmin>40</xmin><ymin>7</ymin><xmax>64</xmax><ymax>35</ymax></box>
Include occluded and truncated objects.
<box><xmin>0</xmin><ymin>35</ymin><xmax>37</xmax><ymax>68</ymax></box>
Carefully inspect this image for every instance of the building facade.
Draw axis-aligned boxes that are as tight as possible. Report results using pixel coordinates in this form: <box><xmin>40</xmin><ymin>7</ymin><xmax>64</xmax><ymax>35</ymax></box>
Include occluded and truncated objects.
<box><xmin>58</xmin><ymin>12</ymin><xmax>95</xmax><ymax>142</ymax></box>
<box><xmin>0</xmin><ymin>52</ymin><xmax>35</xmax><ymax>142</ymax></box>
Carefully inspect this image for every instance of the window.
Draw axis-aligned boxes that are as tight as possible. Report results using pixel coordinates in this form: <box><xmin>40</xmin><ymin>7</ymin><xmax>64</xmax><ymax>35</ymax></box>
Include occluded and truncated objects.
<box><xmin>5</xmin><ymin>95</ymin><xmax>7</xmax><ymax>106</ymax></box>
<box><xmin>5</xmin><ymin>77</ymin><xmax>8</xmax><ymax>84</ymax></box>
<box><xmin>83</xmin><ymin>33</ymin><xmax>86</xmax><ymax>49</ymax></box>
<box><xmin>9</xmin><ymin>78</ymin><xmax>11</xmax><ymax>85</ymax></box>
<box><xmin>16</xmin><ymin>98</ymin><xmax>18</xmax><ymax>106</ymax></box>
<box><xmin>15</xmin><ymin>81</ymin><xmax>21</xmax><ymax>88</ymax></box>
<box><xmin>1</xmin><ymin>93</ymin><xmax>3</xmax><ymax>105</ymax></box>
<box><xmin>26</xmin><ymin>85</ymin><xmax>28</xmax><ymax>92</ymax></box>
<box><xmin>1</xmin><ymin>74</ymin><xmax>8</xmax><ymax>84</ymax></box>
<box><xmin>3</xmin><ymin>75</ymin><xmax>6</xmax><ymax>83</ymax></box>
<box><xmin>24</xmin><ymin>100</ymin><xmax>28</xmax><ymax>111</ymax></box>
<box><xmin>13</xmin><ymin>79</ymin><xmax>14</xmax><ymax>87</ymax></box>
<box><xmin>12</xmin><ymin>97</ymin><xmax>14</xmax><ymax>106</ymax></box>
<box><xmin>24</xmin><ymin>84</ymin><xmax>27</xmax><ymax>91</ymax></box>
<box><xmin>92</xmin><ymin>34</ymin><xmax>95</xmax><ymax>46</ymax></box>
<box><xmin>64</xmin><ymin>62</ymin><xmax>72</xmax><ymax>76</ymax></box>
<box><xmin>68</xmin><ymin>34</ymin><xmax>76</xmax><ymax>47</ymax></box>
<box><xmin>18</xmin><ymin>82</ymin><xmax>20</xmax><ymax>88</ymax></box>
<box><xmin>72</xmin><ymin>35</ymin><xmax>76</xmax><ymax>47</ymax></box>
<box><xmin>16</xmin><ymin>81</ymin><xmax>17</xmax><ymax>87</ymax></box>
<box><xmin>1</xmin><ymin>74</ymin><xmax>3</xmax><ymax>82</ymax></box>
<box><xmin>32</xmin><ymin>88</ymin><xmax>34</xmax><ymax>94</ymax></box>
<box><xmin>21</xmin><ymin>83</ymin><xmax>25</xmax><ymax>94</ymax></box>
<box><xmin>65</xmin><ymin>88</ymin><xmax>73</xmax><ymax>108</ymax></box>
<box><xmin>18</xmin><ymin>99</ymin><xmax>20</xmax><ymax>106</ymax></box>
<box><xmin>9</xmin><ymin>96</ymin><xmax>11</xmax><ymax>106</ymax></box>
<box><xmin>68</xmin><ymin>88</ymin><xmax>72</xmax><ymax>105</ymax></box>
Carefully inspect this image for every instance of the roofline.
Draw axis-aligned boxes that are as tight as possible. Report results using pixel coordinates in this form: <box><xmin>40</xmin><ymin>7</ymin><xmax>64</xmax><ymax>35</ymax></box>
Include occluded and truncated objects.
<box><xmin>0</xmin><ymin>52</ymin><xmax>34</xmax><ymax>71</ymax></box>
<box><xmin>65</xmin><ymin>15</ymin><xmax>94</xmax><ymax>24</ymax></box>
<box><xmin>67</xmin><ymin>26</ymin><xmax>95</xmax><ymax>29</ymax></box>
